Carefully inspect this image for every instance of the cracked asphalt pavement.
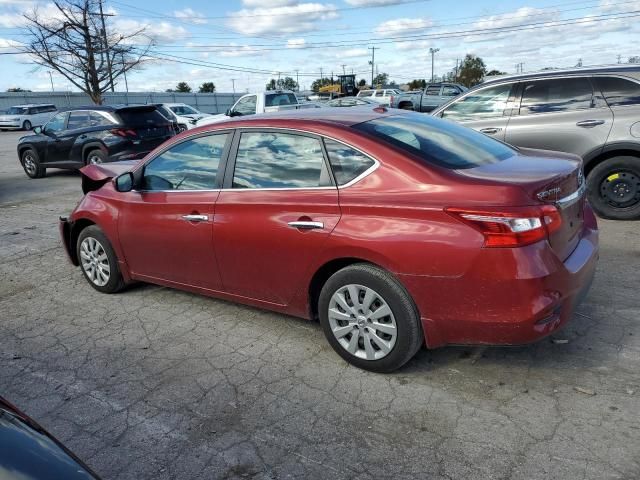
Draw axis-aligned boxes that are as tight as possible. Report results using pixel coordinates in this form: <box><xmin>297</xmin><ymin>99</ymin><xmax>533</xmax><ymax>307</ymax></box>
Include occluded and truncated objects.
<box><xmin>1</xmin><ymin>130</ymin><xmax>639</xmax><ymax>479</ymax></box>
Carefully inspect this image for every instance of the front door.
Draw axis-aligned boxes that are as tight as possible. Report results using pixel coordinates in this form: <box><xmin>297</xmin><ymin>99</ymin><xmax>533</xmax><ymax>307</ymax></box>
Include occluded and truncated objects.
<box><xmin>214</xmin><ymin>130</ymin><xmax>341</xmax><ymax>305</ymax></box>
<box><xmin>40</xmin><ymin>112</ymin><xmax>70</xmax><ymax>164</ymax></box>
<box><xmin>439</xmin><ymin>82</ymin><xmax>515</xmax><ymax>141</ymax></box>
<box><xmin>118</xmin><ymin>132</ymin><xmax>231</xmax><ymax>290</ymax></box>
<box><xmin>505</xmin><ymin>77</ymin><xmax>613</xmax><ymax>158</ymax></box>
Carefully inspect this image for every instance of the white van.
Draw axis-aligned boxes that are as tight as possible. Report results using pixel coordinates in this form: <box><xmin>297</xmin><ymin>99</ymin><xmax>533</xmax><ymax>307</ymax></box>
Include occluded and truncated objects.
<box><xmin>0</xmin><ymin>104</ymin><xmax>58</xmax><ymax>131</ymax></box>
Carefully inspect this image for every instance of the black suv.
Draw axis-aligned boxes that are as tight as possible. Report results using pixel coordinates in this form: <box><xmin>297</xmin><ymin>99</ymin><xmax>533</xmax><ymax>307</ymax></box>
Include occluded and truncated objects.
<box><xmin>17</xmin><ymin>105</ymin><xmax>176</xmax><ymax>178</ymax></box>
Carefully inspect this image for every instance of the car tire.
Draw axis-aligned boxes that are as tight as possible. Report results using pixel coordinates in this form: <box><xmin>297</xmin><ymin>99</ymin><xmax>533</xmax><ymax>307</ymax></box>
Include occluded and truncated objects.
<box><xmin>21</xmin><ymin>148</ymin><xmax>46</xmax><ymax>179</ymax></box>
<box><xmin>85</xmin><ymin>149</ymin><xmax>107</xmax><ymax>165</ymax></box>
<box><xmin>77</xmin><ymin>225</ymin><xmax>125</xmax><ymax>294</ymax></box>
<box><xmin>318</xmin><ymin>263</ymin><xmax>423</xmax><ymax>373</ymax></box>
<box><xmin>23</xmin><ymin>120</ymin><xmax>32</xmax><ymax>131</ymax></box>
<box><xmin>587</xmin><ymin>156</ymin><xmax>640</xmax><ymax>220</ymax></box>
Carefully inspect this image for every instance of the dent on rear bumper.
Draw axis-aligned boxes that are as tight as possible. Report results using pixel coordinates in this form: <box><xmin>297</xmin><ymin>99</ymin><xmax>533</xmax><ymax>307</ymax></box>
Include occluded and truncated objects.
<box><xmin>400</xmin><ymin>224</ymin><xmax>599</xmax><ymax>349</ymax></box>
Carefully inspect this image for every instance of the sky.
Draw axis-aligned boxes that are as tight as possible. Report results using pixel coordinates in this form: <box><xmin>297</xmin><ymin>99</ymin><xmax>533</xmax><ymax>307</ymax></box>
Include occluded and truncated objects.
<box><xmin>0</xmin><ymin>0</ymin><xmax>639</xmax><ymax>93</ymax></box>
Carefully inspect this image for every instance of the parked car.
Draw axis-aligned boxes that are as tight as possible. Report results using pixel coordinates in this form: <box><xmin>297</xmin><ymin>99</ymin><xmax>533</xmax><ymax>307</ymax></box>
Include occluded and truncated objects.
<box><xmin>325</xmin><ymin>97</ymin><xmax>379</xmax><ymax>107</ymax></box>
<box><xmin>196</xmin><ymin>90</ymin><xmax>316</xmax><ymax>126</ymax></box>
<box><xmin>432</xmin><ymin>65</ymin><xmax>640</xmax><ymax>220</ymax></box>
<box><xmin>153</xmin><ymin>103</ymin><xmax>187</xmax><ymax>133</ymax></box>
<box><xmin>0</xmin><ymin>395</ymin><xmax>101</xmax><ymax>479</ymax></box>
<box><xmin>162</xmin><ymin>103</ymin><xmax>210</xmax><ymax>129</ymax></box>
<box><xmin>59</xmin><ymin>108</ymin><xmax>598</xmax><ymax>372</ymax></box>
<box><xmin>392</xmin><ymin>83</ymin><xmax>467</xmax><ymax>111</ymax></box>
<box><xmin>17</xmin><ymin>105</ymin><xmax>175</xmax><ymax>178</ymax></box>
<box><xmin>356</xmin><ymin>89</ymin><xmax>402</xmax><ymax>107</ymax></box>
<box><xmin>0</xmin><ymin>104</ymin><xmax>57</xmax><ymax>131</ymax></box>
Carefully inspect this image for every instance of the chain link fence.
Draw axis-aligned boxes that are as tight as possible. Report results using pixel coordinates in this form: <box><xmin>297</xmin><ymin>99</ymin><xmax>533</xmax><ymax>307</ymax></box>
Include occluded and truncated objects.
<box><xmin>0</xmin><ymin>91</ymin><xmax>243</xmax><ymax>114</ymax></box>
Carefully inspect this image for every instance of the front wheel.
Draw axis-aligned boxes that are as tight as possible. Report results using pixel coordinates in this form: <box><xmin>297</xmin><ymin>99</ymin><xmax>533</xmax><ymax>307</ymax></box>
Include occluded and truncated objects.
<box><xmin>86</xmin><ymin>149</ymin><xmax>107</xmax><ymax>165</ymax></box>
<box><xmin>318</xmin><ymin>263</ymin><xmax>423</xmax><ymax>373</ymax></box>
<box><xmin>77</xmin><ymin>225</ymin><xmax>125</xmax><ymax>293</ymax></box>
<box><xmin>21</xmin><ymin>148</ymin><xmax>45</xmax><ymax>178</ymax></box>
<box><xmin>587</xmin><ymin>156</ymin><xmax>640</xmax><ymax>220</ymax></box>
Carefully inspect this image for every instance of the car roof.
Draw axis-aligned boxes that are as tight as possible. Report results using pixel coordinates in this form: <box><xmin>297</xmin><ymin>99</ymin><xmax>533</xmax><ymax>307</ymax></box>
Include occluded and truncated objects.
<box><xmin>481</xmin><ymin>64</ymin><xmax>640</xmax><ymax>86</ymax></box>
<box><xmin>58</xmin><ymin>104</ymin><xmax>160</xmax><ymax>113</ymax></box>
<box><xmin>9</xmin><ymin>104</ymin><xmax>55</xmax><ymax>108</ymax></box>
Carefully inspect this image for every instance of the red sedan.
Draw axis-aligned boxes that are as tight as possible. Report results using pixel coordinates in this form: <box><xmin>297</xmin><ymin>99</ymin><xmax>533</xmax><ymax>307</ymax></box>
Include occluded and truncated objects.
<box><xmin>59</xmin><ymin>108</ymin><xmax>598</xmax><ymax>372</ymax></box>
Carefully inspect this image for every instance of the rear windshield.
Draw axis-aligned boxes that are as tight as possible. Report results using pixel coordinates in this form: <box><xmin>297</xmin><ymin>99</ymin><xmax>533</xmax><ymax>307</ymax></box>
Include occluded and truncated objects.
<box><xmin>115</xmin><ymin>107</ymin><xmax>169</xmax><ymax>126</ymax></box>
<box><xmin>354</xmin><ymin>114</ymin><xmax>515</xmax><ymax>169</ymax></box>
<box><xmin>7</xmin><ymin>107</ymin><xmax>28</xmax><ymax>115</ymax></box>
<box><xmin>265</xmin><ymin>93</ymin><xmax>297</xmax><ymax>107</ymax></box>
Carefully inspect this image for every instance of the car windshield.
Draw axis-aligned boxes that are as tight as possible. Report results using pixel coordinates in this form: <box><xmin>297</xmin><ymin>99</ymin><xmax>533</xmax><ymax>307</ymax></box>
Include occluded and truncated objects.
<box><xmin>7</xmin><ymin>107</ymin><xmax>28</xmax><ymax>115</ymax></box>
<box><xmin>265</xmin><ymin>93</ymin><xmax>298</xmax><ymax>107</ymax></box>
<box><xmin>354</xmin><ymin>114</ymin><xmax>516</xmax><ymax>169</ymax></box>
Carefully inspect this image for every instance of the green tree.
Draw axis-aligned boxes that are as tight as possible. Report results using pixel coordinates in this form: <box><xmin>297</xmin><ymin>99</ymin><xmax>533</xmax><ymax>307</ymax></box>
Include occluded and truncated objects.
<box><xmin>457</xmin><ymin>54</ymin><xmax>487</xmax><ymax>87</ymax></box>
<box><xmin>175</xmin><ymin>82</ymin><xmax>192</xmax><ymax>93</ymax></box>
<box><xmin>486</xmin><ymin>69</ymin><xmax>506</xmax><ymax>76</ymax></box>
<box><xmin>266</xmin><ymin>77</ymin><xmax>298</xmax><ymax>91</ymax></box>
<box><xmin>408</xmin><ymin>79</ymin><xmax>427</xmax><ymax>90</ymax></box>
<box><xmin>629</xmin><ymin>56</ymin><xmax>640</xmax><ymax>64</ymax></box>
<box><xmin>358</xmin><ymin>78</ymin><xmax>367</xmax><ymax>87</ymax></box>
<box><xmin>311</xmin><ymin>77</ymin><xmax>332</xmax><ymax>92</ymax></box>
<box><xmin>6</xmin><ymin>87</ymin><xmax>32</xmax><ymax>92</ymax></box>
<box><xmin>198</xmin><ymin>82</ymin><xmax>215</xmax><ymax>93</ymax></box>
<box><xmin>372</xmin><ymin>73</ymin><xmax>389</xmax><ymax>87</ymax></box>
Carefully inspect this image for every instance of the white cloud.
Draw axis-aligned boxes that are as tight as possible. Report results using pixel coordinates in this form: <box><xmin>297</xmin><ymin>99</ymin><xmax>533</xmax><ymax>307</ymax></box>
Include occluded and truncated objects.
<box><xmin>113</xmin><ymin>18</ymin><xmax>190</xmax><ymax>44</ymax></box>
<box><xmin>375</xmin><ymin>18</ymin><xmax>432</xmax><ymax>37</ymax></box>
<box><xmin>242</xmin><ymin>0</ymin><xmax>298</xmax><ymax>6</ymax></box>
<box><xmin>340</xmin><ymin>47</ymin><xmax>368</xmax><ymax>58</ymax></box>
<box><xmin>227</xmin><ymin>3</ymin><xmax>338</xmax><ymax>36</ymax></box>
<box><xmin>345</xmin><ymin>0</ymin><xmax>413</xmax><ymax>5</ymax></box>
<box><xmin>286</xmin><ymin>38</ymin><xmax>306</xmax><ymax>48</ymax></box>
<box><xmin>174</xmin><ymin>8</ymin><xmax>207</xmax><ymax>25</ymax></box>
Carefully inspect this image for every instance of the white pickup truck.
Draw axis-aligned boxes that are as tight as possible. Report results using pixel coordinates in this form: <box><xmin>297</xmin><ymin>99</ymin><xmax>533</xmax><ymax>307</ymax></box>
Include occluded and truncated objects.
<box><xmin>197</xmin><ymin>90</ymin><xmax>317</xmax><ymax>126</ymax></box>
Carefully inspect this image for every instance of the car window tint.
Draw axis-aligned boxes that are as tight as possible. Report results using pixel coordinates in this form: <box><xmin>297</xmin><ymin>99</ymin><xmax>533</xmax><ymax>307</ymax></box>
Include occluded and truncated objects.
<box><xmin>233</xmin><ymin>132</ymin><xmax>330</xmax><ymax>189</ymax></box>
<box><xmin>426</xmin><ymin>85</ymin><xmax>441</xmax><ymax>95</ymax></box>
<box><xmin>354</xmin><ymin>114</ymin><xmax>515</xmax><ymax>169</ymax></box>
<box><xmin>265</xmin><ymin>93</ymin><xmax>297</xmax><ymax>107</ymax></box>
<box><xmin>67</xmin><ymin>111</ymin><xmax>90</xmax><ymax>130</ymax></box>
<box><xmin>45</xmin><ymin>112</ymin><xmax>67</xmax><ymax>132</ymax></box>
<box><xmin>233</xmin><ymin>96</ymin><xmax>257</xmax><ymax>116</ymax></box>
<box><xmin>324</xmin><ymin>139</ymin><xmax>375</xmax><ymax>185</ymax></box>
<box><xmin>441</xmin><ymin>83</ymin><xmax>512</xmax><ymax>120</ymax></box>
<box><xmin>142</xmin><ymin>134</ymin><xmax>228</xmax><ymax>191</ymax></box>
<box><xmin>359</xmin><ymin>90</ymin><xmax>374</xmax><ymax>97</ymax></box>
<box><xmin>116</xmin><ymin>108</ymin><xmax>167</xmax><ymax>126</ymax></box>
<box><xmin>594</xmin><ymin>76</ymin><xmax>640</xmax><ymax>106</ymax></box>
<box><xmin>90</xmin><ymin>111</ymin><xmax>117</xmax><ymax>126</ymax></box>
<box><xmin>520</xmin><ymin>78</ymin><xmax>593</xmax><ymax>114</ymax></box>
<box><xmin>442</xmin><ymin>86</ymin><xmax>459</xmax><ymax>96</ymax></box>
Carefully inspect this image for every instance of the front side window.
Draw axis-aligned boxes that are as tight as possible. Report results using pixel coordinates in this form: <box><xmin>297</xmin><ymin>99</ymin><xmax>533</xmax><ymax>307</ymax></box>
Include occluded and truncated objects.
<box><xmin>426</xmin><ymin>85</ymin><xmax>441</xmax><ymax>95</ymax></box>
<box><xmin>232</xmin><ymin>132</ymin><xmax>331</xmax><ymax>189</ymax></box>
<box><xmin>265</xmin><ymin>93</ymin><xmax>297</xmax><ymax>107</ymax></box>
<box><xmin>44</xmin><ymin>112</ymin><xmax>68</xmax><ymax>133</ymax></box>
<box><xmin>142</xmin><ymin>134</ymin><xmax>228</xmax><ymax>191</ymax></box>
<box><xmin>67</xmin><ymin>111</ymin><xmax>90</xmax><ymax>130</ymax></box>
<box><xmin>324</xmin><ymin>139</ymin><xmax>375</xmax><ymax>185</ymax></box>
<box><xmin>442</xmin><ymin>83</ymin><xmax>512</xmax><ymax>120</ymax></box>
<box><xmin>442</xmin><ymin>86</ymin><xmax>460</xmax><ymax>96</ymax></box>
<box><xmin>354</xmin><ymin>114</ymin><xmax>515</xmax><ymax>169</ymax></box>
<box><xmin>593</xmin><ymin>76</ymin><xmax>640</xmax><ymax>107</ymax></box>
<box><xmin>233</xmin><ymin>96</ymin><xmax>257</xmax><ymax>116</ymax></box>
<box><xmin>519</xmin><ymin>77</ymin><xmax>593</xmax><ymax>114</ymax></box>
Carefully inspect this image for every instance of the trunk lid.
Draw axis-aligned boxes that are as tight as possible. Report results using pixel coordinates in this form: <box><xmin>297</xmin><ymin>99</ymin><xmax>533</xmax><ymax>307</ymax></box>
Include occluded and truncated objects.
<box><xmin>458</xmin><ymin>147</ymin><xmax>585</xmax><ymax>260</ymax></box>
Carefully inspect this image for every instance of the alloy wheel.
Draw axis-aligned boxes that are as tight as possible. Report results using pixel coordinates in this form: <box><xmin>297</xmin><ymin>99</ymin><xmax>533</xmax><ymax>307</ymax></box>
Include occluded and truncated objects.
<box><xmin>80</xmin><ymin>237</ymin><xmax>110</xmax><ymax>287</ymax></box>
<box><xmin>88</xmin><ymin>153</ymin><xmax>103</xmax><ymax>165</ymax></box>
<box><xmin>328</xmin><ymin>284</ymin><xmax>397</xmax><ymax>361</ymax></box>
<box><xmin>23</xmin><ymin>153</ymin><xmax>37</xmax><ymax>176</ymax></box>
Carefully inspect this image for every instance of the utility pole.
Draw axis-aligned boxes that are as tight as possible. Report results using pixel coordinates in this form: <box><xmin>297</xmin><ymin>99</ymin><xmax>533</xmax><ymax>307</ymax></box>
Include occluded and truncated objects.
<box><xmin>121</xmin><ymin>53</ymin><xmax>129</xmax><ymax>104</ymax></box>
<box><xmin>617</xmin><ymin>54</ymin><xmax>622</xmax><ymax>64</ymax></box>
<box><xmin>98</xmin><ymin>0</ymin><xmax>115</xmax><ymax>92</ymax></box>
<box><xmin>454</xmin><ymin>58</ymin><xmax>459</xmax><ymax>81</ymax></box>
<box><xmin>231</xmin><ymin>78</ymin><xmax>236</xmax><ymax>95</ymax></box>
<box><xmin>48</xmin><ymin>71</ymin><xmax>54</xmax><ymax>92</ymax></box>
<box><xmin>295</xmin><ymin>69</ymin><xmax>299</xmax><ymax>91</ymax></box>
<box><xmin>341</xmin><ymin>64</ymin><xmax>346</xmax><ymax>76</ymax></box>
<box><xmin>368</xmin><ymin>47</ymin><xmax>378</xmax><ymax>87</ymax></box>
<box><xmin>429</xmin><ymin>48</ymin><xmax>439</xmax><ymax>83</ymax></box>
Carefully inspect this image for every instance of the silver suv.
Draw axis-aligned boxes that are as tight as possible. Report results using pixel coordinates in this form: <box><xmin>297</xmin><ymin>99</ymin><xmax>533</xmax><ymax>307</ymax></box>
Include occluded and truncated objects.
<box><xmin>432</xmin><ymin>66</ymin><xmax>640</xmax><ymax>220</ymax></box>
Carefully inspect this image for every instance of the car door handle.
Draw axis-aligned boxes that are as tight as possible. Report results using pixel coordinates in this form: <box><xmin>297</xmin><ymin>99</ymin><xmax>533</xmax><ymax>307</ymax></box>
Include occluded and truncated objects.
<box><xmin>182</xmin><ymin>214</ymin><xmax>209</xmax><ymax>222</ymax></box>
<box><xmin>288</xmin><ymin>221</ymin><xmax>324</xmax><ymax>230</ymax></box>
<box><xmin>576</xmin><ymin>120</ymin><xmax>605</xmax><ymax>127</ymax></box>
<box><xmin>479</xmin><ymin>127</ymin><xmax>502</xmax><ymax>134</ymax></box>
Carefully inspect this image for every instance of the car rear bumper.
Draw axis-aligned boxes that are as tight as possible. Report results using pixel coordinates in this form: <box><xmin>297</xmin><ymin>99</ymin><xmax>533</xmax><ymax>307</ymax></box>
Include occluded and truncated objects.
<box><xmin>399</xmin><ymin>208</ymin><xmax>599</xmax><ymax>348</ymax></box>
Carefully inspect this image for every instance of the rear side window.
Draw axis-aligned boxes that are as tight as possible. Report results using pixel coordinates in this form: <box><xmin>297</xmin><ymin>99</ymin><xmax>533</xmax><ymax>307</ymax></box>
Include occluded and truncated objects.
<box><xmin>116</xmin><ymin>108</ymin><xmax>167</xmax><ymax>126</ymax></box>
<box><xmin>232</xmin><ymin>132</ymin><xmax>331</xmax><ymax>189</ymax></box>
<box><xmin>441</xmin><ymin>83</ymin><xmax>512</xmax><ymax>120</ymax></box>
<box><xmin>90</xmin><ymin>111</ymin><xmax>117</xmax><ymax>126</ymax></box>
<box><xmin>67</xmin><ymin>111</ymin><xmax>90</xmax><ymax>130</ymax></box>
<box><xmin>519</xmin><ymin>78</ymin><xmax>593</xmax><ymax>114</ymax></box>
<box><xmin>442</xmin><ymin>86</ymin><xmax>460</xmax><ymax>96</ymax></box>
<box><xmin>142</xmin><ymin>134</ymin><xmax>228</xmax><ymax>191</ymax></box>
<box><xmin>354</xmin><ymin>114</ymin><xmax>515</xmax><ymax>169</ymax></box>
<box><xmin>265</xmin><ymin>93</ymin><xmax>297</xmax><ymax>107</ymax></box>
<box><xmin>324</xmin><ymin>139</ymin><xmax>375</xmax><ymax>185</ymax></box>
<box><xmin>593</xmin><ymin>76</ymin><xmax>640</xmax><ymax>106</ymax></box>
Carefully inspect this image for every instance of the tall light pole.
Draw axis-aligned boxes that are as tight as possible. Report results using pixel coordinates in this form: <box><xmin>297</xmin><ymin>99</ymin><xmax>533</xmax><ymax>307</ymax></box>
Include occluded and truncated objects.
<box><xmin>429</xmin><ymin>48</ymin><xmax>439</xmax><ymax>83</ymax></box>
<box><xmin>121</xmin><ymin>53</ymin><xmax>129</xmax><ymax>104</ymax></box>
<box><xmin>48</xmin><ymin>71</ymin><xmax>54</xmax><ymax>92</ymax></box>
<box><xmin>231</xmin><ymin>78</ymin><xmax>236</xmax><ymax>95</ymax></box>
<box><xmin>295</xmin><ymin>69</ymin><xmax>299</xmax><ymax>91</ymax></box>
<box><xmin>368</xmin><ymin>46</ymin><xmax>378</xmax><ymax>87</ymax></box>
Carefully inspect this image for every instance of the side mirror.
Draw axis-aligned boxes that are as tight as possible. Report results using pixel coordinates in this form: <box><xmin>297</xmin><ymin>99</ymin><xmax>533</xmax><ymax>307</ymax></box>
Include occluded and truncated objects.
<box><xmin>114</xmin><ymin>172</ymin><xmax>134</xmax><ymax>192</ymax></box>
<box><xmin>225</xmin><ymin>108</ymin><xmax>231</xmax><ymax>116</ymax></box>
<box><xmin>33</xmin><ymin>126</ymin><xmax>42</xmax><ymax>134</ymax></box>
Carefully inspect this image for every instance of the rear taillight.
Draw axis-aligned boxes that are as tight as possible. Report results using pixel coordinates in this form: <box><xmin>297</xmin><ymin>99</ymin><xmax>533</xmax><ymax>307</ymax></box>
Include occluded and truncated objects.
<box><xmin>446</xmin><ymin>206</ymin><xmax>562</xmax><ymax>247</ymax></box>
<box><xmin>110</xmin><ymin>128</ymin><xmax>137</xmax><ymax>137</ymax></box>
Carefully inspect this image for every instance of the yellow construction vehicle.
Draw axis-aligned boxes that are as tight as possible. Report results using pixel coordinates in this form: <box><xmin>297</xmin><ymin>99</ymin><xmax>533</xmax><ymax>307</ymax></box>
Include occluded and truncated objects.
<box><xmin>318</xmin><ymin>74</ymin><xmax>359</xmax><ymax>98</ymax></box>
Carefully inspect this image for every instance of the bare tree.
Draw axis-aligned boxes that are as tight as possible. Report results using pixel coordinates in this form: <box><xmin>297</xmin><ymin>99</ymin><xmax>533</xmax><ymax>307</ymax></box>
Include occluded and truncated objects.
<box><xmin>22</xmin><ymin>0</ymin><xmax>152</xmax><ymax>104</ymax></box>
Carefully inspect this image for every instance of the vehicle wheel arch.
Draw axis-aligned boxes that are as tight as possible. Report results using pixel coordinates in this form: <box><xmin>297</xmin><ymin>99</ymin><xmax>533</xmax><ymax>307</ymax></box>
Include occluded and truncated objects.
<box><xmin>69</xmin><ymin>218</ymin><xmax>97</xmax><ymax>264</ymax></box>
<box><xmin>584</xmin><ymin>147</ymin><xmax>640</xmax><ymax>177</ymax></box>
<box><xmin>398</xmin><ymin>101</ymin><xmax>414</xmax><ymax>110</ymax></box>
<box><xmin>82</xmin><ymin>142</ymin><xmax>107</xmax><ymax>164</ymax></box>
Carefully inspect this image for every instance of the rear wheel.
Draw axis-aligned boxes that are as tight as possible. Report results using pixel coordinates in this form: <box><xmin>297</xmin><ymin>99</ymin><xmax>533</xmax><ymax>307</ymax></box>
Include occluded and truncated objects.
<box><xmin>399</xmin><ymin>102</ymin><xmax>414</xmax><ymax>110</ymax></box>
<box><xmin>77</xmin><ymin>225</ymin><xmax>125</xmax><ymax>294</ymax></box>
<box><xmin>587</xmin><ymin>156</ymin><xmax>640</xmax><ymax>220</ymax></box>
<box><xmin>21</xmin><ymin>148</ymin><xmax>45</xmax><ymax>178</ymax></box>
<box><xmin>85</xmin><ymin>149</ymin><xmax>106</xmax><ymax>165</ymax></box>
<box><xmin>318</xmin><ymin>263</ymin><xmax>423</xmax><ymax>373</ymax></box>
<box><xmin>23</xmin><ymin>120</ymin><xmax>32</xmax><ymax>131</ymax></box>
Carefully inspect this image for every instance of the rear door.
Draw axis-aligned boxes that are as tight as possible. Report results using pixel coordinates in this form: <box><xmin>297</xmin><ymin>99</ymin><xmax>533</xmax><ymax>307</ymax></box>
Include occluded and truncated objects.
<box><xmin>214</xmin><ymin>129</ymin><xmax>341</xmax><ymax>305</ymax></box>
<box><xmin>439</xmin><ymin>82</ymin><xmax>515</xmax><ymax>141</ymax></box>
<box><xmin>505</xmin><ymin>77</ymin><xmax>613</xmax><ymax>158</ymax></box>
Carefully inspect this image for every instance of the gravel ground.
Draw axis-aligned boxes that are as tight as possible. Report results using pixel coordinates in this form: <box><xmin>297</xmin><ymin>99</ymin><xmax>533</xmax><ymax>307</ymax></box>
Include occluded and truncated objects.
<box><xmin>1</xmin><ymin>130</ymin><xmax>639</xmax><ymax>479</ymax></box>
